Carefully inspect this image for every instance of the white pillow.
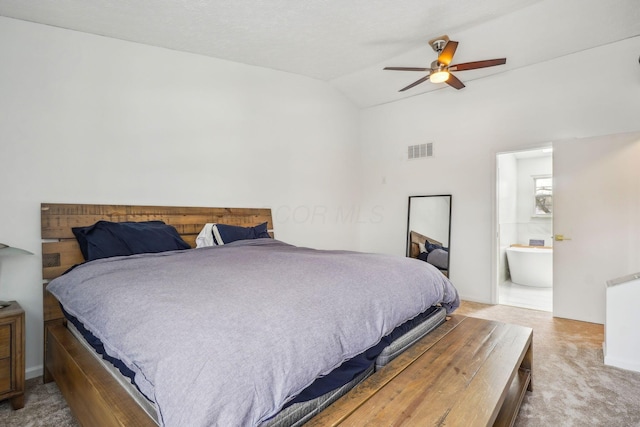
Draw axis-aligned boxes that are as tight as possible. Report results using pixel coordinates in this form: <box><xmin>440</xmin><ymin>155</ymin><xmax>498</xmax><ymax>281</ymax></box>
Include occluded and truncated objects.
<box><xmin>195</xmin><ymin>223</ymin><xmax>216</xmax><ymax>248</ymax></box>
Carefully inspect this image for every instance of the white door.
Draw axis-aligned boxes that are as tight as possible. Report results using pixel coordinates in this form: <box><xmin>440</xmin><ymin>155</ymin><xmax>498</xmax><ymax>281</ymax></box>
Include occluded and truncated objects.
<box><xmin>553</xmin><ymin>132</ymin><xmax>640</xmax><ymax>324</ymax></box>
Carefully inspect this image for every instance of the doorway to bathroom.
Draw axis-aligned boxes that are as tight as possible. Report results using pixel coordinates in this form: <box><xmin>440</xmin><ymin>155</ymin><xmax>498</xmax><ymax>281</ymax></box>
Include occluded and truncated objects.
<box><xmin>496</xmin><ymin>148</ymin><xmax>553</xmax><ymax>312</ymax></box>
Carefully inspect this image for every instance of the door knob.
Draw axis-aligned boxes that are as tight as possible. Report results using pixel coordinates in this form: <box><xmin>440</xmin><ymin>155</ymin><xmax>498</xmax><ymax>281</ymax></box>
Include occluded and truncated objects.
<box><xmin>554</xmin><ymin>234</ymin><xmax>572</xmax><ymax>241</ymax></box>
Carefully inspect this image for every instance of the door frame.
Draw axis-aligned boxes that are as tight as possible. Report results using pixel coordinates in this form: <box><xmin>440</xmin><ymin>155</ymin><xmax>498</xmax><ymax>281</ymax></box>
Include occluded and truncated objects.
<box><xmin>492</xmin><ymin>144</ymin><xmax>553</xmax><ymax>306</ymax></box>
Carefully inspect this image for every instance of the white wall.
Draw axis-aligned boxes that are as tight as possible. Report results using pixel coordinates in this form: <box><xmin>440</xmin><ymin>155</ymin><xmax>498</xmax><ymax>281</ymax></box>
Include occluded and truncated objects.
<box><xmin>0</xmin><ymin>17</ymin><xmax>361</xmax><ymax>377</ymax></box>
<box><xmin>357</xmin><ymin>35</ymin><xmax>640</xmax><ymax>303</ymax></box>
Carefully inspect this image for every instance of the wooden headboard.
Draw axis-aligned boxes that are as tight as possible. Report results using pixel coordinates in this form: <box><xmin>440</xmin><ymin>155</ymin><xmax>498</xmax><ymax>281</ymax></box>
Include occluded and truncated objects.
<box><xmin>408</xmin><ymin>230</ymin><xmax>443</xmax><ymax>258</ymax></box>
<box><xmin>41</xmin><ymin>203</ymin><xmax>273</xmax><ymax>281</ymax></box>
<box><xmin>41</xmin><ymin>203</ymin><xmax>273</xmax><ymax>379</ymax></box>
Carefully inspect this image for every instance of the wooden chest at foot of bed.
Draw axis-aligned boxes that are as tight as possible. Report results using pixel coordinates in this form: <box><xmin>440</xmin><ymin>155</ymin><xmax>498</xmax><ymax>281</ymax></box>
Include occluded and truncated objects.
<box><xmin>305</xmin><ymin>315</ymin><xmax>533</xmax><ymax>427</ymax></box>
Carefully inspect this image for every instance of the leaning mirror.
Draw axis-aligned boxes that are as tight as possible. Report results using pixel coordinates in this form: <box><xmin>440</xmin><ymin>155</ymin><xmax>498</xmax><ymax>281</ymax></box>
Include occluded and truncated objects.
<box><xmin>406</xmin><ymin>195</ymin><xmax>452</xmax><ymax>277</ymax></box>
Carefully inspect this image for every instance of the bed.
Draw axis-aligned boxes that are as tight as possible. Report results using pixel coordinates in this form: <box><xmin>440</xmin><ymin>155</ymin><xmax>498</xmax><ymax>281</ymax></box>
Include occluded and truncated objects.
<box><xmin>41</xmin><ymin>203</ymin><xmax>459</xmax><ymax>426</ymax></box>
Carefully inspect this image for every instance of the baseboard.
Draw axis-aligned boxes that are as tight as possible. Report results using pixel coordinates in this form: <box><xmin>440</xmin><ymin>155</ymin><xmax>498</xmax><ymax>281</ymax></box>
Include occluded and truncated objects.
<box><xmin>26</xmin><ymin>364</ymin><xmax>43</xmax><ymax>380</ymax></box>
<box><xmin>604</xmin><ymin>355</ymin><xmax>640</xmax><ymax>373</ymax></box>
<box><xmin>459</xmin><ymin>295</ymin><xmax>492</xmax><ymax>304</ymax></box>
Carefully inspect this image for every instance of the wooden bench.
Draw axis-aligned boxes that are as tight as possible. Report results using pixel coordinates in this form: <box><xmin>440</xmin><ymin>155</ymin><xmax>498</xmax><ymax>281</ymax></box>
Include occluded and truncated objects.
<box><xmin>306</xmin><ymin>315</ymin><xmax>533</xmax><ymax>427</ymax></box>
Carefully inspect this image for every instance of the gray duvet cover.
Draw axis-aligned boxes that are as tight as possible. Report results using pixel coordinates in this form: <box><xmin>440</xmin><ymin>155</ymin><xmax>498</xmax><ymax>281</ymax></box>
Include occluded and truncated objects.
<box><xmin>47</xmin><ymin>239</ymin><xmax>459</xmax><ymax>427</ymax></box>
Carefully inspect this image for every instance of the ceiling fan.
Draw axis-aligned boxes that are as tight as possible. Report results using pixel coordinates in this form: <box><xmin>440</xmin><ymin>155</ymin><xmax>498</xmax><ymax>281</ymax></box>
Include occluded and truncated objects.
<box><xmin>384</xmin><ymin>35</ymin><xmax>506</xmax><ymax>91</ymax></box>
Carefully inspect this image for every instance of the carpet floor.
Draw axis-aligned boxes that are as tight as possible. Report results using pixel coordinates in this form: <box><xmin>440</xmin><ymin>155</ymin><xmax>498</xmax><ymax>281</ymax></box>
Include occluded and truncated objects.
<box><xmin>1</xmin><ymin>301</ymin><xmax>639</xmax><ymax>426</ymax></box>
<box><xmin>0</xmin><ymin>377</ymin><xmax>78</xmax><ymax>427</ymax></box>
<box><xmin>456</xmin><ymin>301</ymin><xmax>640</xmax><ymax>426</ymax></box>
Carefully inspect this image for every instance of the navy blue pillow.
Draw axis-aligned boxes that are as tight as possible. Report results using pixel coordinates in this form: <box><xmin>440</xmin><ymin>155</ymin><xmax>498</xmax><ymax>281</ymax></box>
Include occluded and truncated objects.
<box><xmin>212</xmin><ymin>222</ymin><xmax>270</xmax><ymax>245</ymax></box>
<box><xmin>426</xmin><ymin>242</ymin><xmax>449</xmax><ymax>253</ymax></box>
<box><xmin>72</xmin><ymin>220</ymin><xmax>191</xmax><ymax>261</ymax></box>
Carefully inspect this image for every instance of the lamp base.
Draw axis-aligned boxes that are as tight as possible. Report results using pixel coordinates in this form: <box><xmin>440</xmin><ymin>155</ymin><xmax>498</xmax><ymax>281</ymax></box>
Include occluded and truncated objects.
<box><xmin>0</xmin><ymin>301</ymin><xmax>12</xmax><ymax>309</ymax></box>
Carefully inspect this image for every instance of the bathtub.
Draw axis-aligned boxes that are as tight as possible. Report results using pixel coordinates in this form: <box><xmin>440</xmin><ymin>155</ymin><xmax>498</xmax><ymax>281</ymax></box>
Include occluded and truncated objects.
<box><xmin>505</xmin><ymin>246</ymin><xmax>553</xmax><ymax>288</ymax></box>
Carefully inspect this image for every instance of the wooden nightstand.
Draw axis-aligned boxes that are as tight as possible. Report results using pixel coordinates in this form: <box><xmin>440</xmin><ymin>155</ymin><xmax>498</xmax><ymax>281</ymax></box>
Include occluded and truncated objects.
<box><xmin>0</xmin><ymin>301</ymin><xmax>25</xmax><ymax>409</ymax></box>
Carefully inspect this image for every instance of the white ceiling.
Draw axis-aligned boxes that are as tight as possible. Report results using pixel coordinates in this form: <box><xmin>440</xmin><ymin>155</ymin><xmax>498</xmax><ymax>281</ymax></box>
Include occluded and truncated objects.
<box><xmin>1</xmin><ymin>0</ymin><xmax>639</xmax><ymax>107</ymax></box>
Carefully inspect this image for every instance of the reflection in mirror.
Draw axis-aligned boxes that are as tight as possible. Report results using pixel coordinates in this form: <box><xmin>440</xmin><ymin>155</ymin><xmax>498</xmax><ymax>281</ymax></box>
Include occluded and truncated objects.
<box><xmin>406</xmin><ymin>195</ymin><xmax>452</xmax><ymax>277</ymax></box>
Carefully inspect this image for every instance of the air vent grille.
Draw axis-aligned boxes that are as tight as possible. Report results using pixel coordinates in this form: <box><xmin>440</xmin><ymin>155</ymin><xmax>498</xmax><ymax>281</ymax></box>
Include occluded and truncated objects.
<box><xmin>408</xmin><ymin>143</ymin><xmax>433</xmax><ymax>159</ymax></box>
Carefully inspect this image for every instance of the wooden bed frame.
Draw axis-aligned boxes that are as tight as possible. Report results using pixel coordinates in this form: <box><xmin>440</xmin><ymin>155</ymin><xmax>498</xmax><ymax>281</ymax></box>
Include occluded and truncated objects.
<box><xmin>41</xmin><ymin>203</ymin><xmax>273</xmax><ymax>426</ymax></box>
<box><xmin>42</xmin><ymin>203</ymin><xmax>531</xmax><ymax>426</ymax></box>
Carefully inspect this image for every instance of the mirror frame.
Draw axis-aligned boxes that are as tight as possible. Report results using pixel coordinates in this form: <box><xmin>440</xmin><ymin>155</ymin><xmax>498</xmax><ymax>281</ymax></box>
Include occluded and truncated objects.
<box><xmin>406</xmin><ymin>195</ymin><xmax>452</xmax><ymax>275</ymax></box>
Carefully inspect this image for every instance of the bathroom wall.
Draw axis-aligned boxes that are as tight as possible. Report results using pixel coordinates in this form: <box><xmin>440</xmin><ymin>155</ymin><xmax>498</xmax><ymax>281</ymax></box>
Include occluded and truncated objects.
<box><xmin>497</xmin><ymin>152</ymin><xmax>552</xmax><ymax>283</ymax></box>
<box><xmin>516</xmin><ymin>156</ymin><xmax>553</xmax><ymax>246</ymax></box>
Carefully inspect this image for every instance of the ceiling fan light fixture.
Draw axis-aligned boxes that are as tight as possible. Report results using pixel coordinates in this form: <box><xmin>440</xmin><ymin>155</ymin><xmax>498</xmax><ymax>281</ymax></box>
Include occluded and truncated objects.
<box><xmin>429</xmin><ymin>70</ymin><xmax>449</xmax><ymax>83</ymax></box>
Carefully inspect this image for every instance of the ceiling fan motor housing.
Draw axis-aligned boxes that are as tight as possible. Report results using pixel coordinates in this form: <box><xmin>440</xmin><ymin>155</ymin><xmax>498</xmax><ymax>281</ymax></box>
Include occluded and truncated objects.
<box><xmin>431</xmin><ymin>60</ymin><xmax>445</xmax><ymax>70</ymax></box>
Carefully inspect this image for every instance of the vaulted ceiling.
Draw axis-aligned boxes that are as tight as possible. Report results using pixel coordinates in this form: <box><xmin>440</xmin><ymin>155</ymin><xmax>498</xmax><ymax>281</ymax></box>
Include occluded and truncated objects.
<box><xmin>1</xmin><ymin>0</ymin><xmax>639</xmax><ymax>107</ymax></box>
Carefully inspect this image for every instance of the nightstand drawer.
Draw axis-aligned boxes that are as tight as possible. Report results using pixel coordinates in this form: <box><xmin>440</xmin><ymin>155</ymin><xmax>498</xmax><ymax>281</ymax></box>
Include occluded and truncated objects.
<box><xmin>0</xmin><ymin>325</ymin><xmax>9</xmax><ymax>359</ymax></box>
<box><xmin>0</xmin><ymin>302</ymin><xmax>24</xmax><ymax>410</ymax></box>
<box><xmin>0</xmin><ymin>358</ymin><xmax>10</xmax><ymax>393</ymax></box>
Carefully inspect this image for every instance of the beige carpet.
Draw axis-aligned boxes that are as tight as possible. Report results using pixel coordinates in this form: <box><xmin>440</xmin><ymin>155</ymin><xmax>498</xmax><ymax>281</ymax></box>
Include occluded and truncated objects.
<box><xmin>456</xmin><ymin>301</ymin><xmax>640</xmax><ymax>426</ymax></box>
<box><xmin>0</xmin><ymin>377</ymin><xmax>78</xmax><ymax>427</ymax></box>
<box><xmin>2</xmin><ymin>301</ymin><xmax>639</xmax><ymax>426</ymax></box>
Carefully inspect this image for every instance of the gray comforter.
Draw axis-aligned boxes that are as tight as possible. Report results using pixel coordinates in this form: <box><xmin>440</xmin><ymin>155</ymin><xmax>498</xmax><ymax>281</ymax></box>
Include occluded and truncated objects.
<box><xmin>47</xmin><ymin>239</ymin><xmax>459</xmax><ymax>426</ymax></box>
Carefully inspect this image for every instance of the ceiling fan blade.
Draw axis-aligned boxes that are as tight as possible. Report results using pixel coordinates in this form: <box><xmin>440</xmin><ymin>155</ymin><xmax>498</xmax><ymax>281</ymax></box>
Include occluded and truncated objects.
<box><xmin>445</xmin><ymin>73</ymin><xmax>465</xmax><ymax>90</ymax></box>
<box><xmin>399</xmin><ymin>75</ymin><xmax>430</xmax><ymax>92</ymax></box>
<box><xmin>438</xmin><ymin>41</ymin><xmax>458</xmax><ymax>66</ymax></box>
<box><xmin>384</xmin><ymin>67</ymin><xmax>430</xmax><ymax>72</ymax></box>
<box><xmin>450</xmin><ymin>58</ymin><xmax>506</xmax><ymax>71</ymax></box>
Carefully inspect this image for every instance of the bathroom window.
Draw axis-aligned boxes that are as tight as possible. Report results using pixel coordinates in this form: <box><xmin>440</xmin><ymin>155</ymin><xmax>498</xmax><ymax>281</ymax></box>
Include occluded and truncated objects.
<box><xmin>533</xmin><ymin>175</ymin><xmax>553</xmax><ymax>216</ymax></box>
